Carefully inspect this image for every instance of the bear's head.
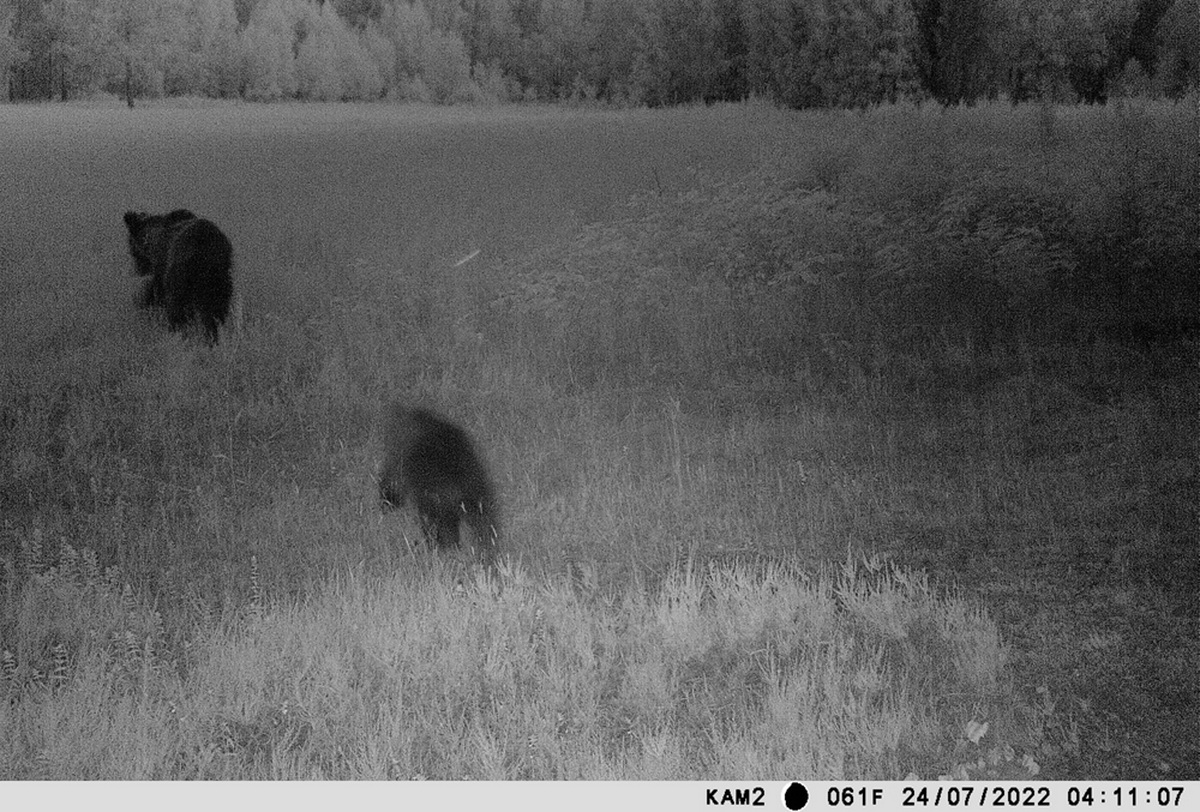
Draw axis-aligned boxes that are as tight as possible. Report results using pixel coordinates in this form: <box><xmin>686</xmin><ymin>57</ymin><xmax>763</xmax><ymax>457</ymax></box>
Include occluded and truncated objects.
<box><xmin>123</xmin><ymin>209</ymin><xmax>197</xmax><ymax>275</ymax></box>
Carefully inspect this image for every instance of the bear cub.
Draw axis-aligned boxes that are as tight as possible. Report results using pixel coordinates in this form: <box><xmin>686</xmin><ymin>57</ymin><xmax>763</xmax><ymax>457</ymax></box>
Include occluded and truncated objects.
<box><xmin>379</xmin><ymin>405</ymin><xmax>500</xmax><ymax>565</ymax></box>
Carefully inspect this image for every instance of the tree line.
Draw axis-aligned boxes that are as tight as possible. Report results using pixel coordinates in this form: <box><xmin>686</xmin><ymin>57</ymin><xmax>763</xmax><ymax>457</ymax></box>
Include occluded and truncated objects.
<box><xmin>1</xmin><ymin>0</ymin><xmax>1196</xmax><ymax>107</ymax></box>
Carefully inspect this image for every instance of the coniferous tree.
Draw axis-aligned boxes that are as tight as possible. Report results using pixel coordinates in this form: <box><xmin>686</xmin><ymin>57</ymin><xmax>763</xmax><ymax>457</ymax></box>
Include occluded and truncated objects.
<box><xmin>1153</xmin><ymin>0</ymin><xmax>1198</xmax><ymax>97</ymax></box>
<box><xmin>658</xmin><ymin>0</ymin><xmax>718</xmax><ymax>104</ymax></box>
<box><xmin>0</xmin><ymin>1</ymin><xmax>29</xmax><ymax>100</ymax></box>
<box><xmin>910</xmin><ymin>0</ymin><xmax>999</xmax><ymax>104</ymax></box>
<box><xmin>708</xmin><ymin>0</ymin><xmax>748</xmax><ymax>101</ymax></box>
<box><xmin>295</xmin><ymin>0</ymin><xmax>382</xmax><ymax>99</ymax></box>
<box><xmin>584</xmin><ymin>0</ymin><xmax>651</xmax><ymax>103</ymax></box>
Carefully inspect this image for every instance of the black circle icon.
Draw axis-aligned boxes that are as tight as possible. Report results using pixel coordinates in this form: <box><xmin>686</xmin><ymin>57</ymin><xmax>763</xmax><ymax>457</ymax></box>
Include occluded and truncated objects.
<box><xmin>783</xmin><ymin>782</ymin><xmax>809</xmax><ymax>810</ymax></box>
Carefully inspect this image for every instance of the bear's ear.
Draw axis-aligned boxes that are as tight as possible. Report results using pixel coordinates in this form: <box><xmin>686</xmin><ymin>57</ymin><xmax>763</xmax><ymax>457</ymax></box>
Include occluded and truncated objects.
<box><xmin>166</xmin><ymin>209</ymin><xmax>196</xmax><ymax>223</ymax></box>
<box><xmin>123</xmin><ymin>211</ymin><xmax>143</xmax><ymax>230</ymax></box>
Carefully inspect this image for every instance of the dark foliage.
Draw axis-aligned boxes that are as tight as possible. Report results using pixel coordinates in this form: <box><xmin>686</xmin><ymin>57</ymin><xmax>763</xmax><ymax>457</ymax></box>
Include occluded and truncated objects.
<box><xmin>379</xmin><ymin>405</ymin><xmax>499</xmax><ymax>565</ymax></box>
<box><xmin>123</xmin><ymin>209</ymin><xmax>234</xmax><ymax>344</ymax></box>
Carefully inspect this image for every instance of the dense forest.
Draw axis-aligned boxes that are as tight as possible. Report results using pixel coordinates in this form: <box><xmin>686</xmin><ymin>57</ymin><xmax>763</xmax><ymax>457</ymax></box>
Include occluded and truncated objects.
<box><xmin>1</xmin><ymin>0</ymin><xmax>1196</xmax><ymax>107</ymax></box>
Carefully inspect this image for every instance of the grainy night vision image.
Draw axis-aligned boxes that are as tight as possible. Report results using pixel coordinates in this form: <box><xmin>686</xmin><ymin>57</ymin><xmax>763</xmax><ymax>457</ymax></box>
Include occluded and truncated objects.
<box><xmin>0</xmin><ymin>0</ymin><xmax>1195</xmax><ymax>783</ymax></box>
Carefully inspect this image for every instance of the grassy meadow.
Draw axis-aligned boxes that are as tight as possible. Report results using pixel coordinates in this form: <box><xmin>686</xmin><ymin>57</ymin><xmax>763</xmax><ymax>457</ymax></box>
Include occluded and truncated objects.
<box><xmin>0</xmin><ymin>98</ymin><xmax>1196</xmax><ymax>780</ymax></box>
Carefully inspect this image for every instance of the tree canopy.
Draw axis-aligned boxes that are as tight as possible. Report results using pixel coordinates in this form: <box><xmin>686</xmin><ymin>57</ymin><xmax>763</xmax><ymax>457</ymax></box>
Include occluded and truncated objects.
<box><xmin>3</xmin><ymin>0</ymin><xmax>1195</xmax><ymax>104</ymax></box>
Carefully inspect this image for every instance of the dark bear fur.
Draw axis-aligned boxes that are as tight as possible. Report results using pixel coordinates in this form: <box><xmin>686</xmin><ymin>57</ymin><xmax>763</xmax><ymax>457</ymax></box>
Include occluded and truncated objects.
<box><xmin>123</xmin><ymin>209</ymin><xmax>233</xmax><ymax>344</ymax></box>
<box><xmin>379</xmin><ymin>405</ymin><xmax>499</xmax><ymax>565</ymax></box>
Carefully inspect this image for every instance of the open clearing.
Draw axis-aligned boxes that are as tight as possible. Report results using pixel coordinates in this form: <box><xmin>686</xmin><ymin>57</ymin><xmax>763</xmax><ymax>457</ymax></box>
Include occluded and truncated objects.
<box><xmin>0</xmin><ymin>102</ymin><xmax>775</xmax><ymax>353</ymax></box>
<box><xmin>0</xmin><ymin>100</ymin><xmax>1195</xmax><ymax>779</ymax></box>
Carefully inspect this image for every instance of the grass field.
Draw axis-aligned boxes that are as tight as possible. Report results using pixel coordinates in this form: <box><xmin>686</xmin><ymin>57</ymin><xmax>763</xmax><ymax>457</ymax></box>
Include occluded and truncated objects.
<box><xmin>0</xmin><ymin>98</ymin><xmax>1196</xmax><ymax>779</ymax></box>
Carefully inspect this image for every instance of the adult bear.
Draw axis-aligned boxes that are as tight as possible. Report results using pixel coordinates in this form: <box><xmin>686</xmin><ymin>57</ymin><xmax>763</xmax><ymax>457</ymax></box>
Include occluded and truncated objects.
<box><xmin>379</xmin><ymin>405</ymin><xmax>500</xmax><ymax>566</ymax></box>
<box><xmin>123</xmin><ymin>209</ymin><xmax>233</xmax><ymax>344</ymax></box>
